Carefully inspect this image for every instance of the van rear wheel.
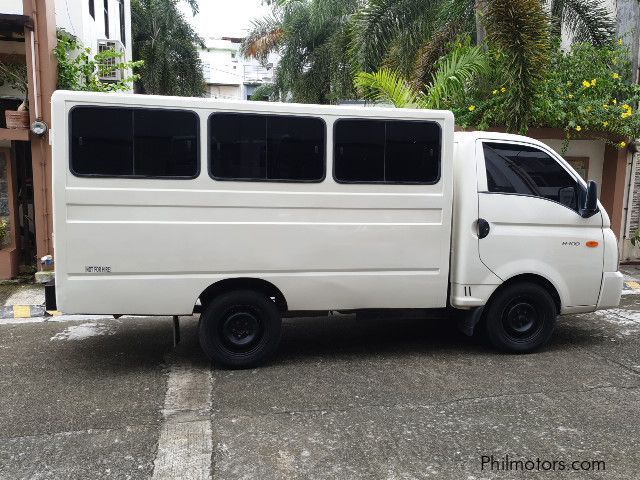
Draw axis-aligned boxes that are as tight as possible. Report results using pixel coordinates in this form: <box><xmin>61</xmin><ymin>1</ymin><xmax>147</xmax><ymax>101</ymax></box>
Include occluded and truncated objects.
<box><xmin>199</xmin><ymin>290</ymin><xmax>282</xmax><ymax>368</ymax></box>
<box><xmin>483</xmin><ymin>283</ymin><xmax>556</xmax><ymax>353</ymax></box>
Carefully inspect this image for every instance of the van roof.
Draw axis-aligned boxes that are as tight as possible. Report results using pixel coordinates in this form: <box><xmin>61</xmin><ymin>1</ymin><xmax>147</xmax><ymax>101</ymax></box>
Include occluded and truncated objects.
<box><xmin>52</xmin><ymin>90</ymin><xmax>455</xmax><ymax>123</ymax></box>
<box><xmin>454</xmin><ymin>130</ymin><xmax>551</xmax><ymax>148</ymax></box>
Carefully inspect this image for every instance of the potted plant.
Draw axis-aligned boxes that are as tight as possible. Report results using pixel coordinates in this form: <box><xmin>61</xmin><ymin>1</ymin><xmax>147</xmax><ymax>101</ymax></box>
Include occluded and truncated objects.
<box><xmin>0</xmin><ymin>62</ymin><xmax>29</xmax><ymax>129</ymax></box>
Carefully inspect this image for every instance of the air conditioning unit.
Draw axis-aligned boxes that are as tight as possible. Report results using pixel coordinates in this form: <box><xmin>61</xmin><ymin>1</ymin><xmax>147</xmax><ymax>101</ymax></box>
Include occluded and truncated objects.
<box><xmin>97</xmin><ymin>39</ymin><xmax>125</xmax><ymax>81</ymax></box>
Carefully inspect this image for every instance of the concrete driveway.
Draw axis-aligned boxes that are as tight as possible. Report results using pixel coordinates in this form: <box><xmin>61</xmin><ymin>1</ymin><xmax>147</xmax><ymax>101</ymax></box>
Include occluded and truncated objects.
<box><xmin>1</xmin><ymin>295</ymin><xmax>639</xmax><ymax>479</ymax></box>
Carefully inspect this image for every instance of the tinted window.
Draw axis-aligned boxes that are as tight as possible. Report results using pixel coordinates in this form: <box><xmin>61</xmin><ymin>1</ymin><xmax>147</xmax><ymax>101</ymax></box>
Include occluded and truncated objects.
<box><xmin>71</xmin><ymin>107</ymin><xmax>133</xmax><ymax>176</ymax></box>
<box><xmin>70</xmin><ymin>107</ymin><xmax>199</xmax><ymax>178</ymax></box>
<box><xmin>334</xmin><ymin>119</ymin><xmax>440</xmax><ymax>184</ymax></box>
<box><xmin>210</xmin><ymin>113</ymin><xmax>325</xmax><ymax>182</ymax></box>
<box><xmin>484</xmin><ymin>143</ymin><xmax>580</xmax><ymax>210</ymax></box>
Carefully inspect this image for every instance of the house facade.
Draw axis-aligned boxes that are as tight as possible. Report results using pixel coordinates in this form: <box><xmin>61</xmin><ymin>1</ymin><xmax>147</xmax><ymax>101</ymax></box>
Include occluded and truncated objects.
<box><xmin>0</xmin><ymin>0</ymin><xmax>132</xmax><ymax>279</ymax></box>
<box><xmin>199</xmin><ymin>36</ymin><xmax>276</xmax><ymax>101</ymax></box>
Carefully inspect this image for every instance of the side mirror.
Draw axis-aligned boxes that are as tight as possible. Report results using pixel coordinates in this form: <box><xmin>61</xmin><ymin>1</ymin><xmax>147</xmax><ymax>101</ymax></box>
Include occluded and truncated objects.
<box><xmin>580</xmin><ymin>180</ymin><xmax>599</xmax><ymax>218</ymax></box>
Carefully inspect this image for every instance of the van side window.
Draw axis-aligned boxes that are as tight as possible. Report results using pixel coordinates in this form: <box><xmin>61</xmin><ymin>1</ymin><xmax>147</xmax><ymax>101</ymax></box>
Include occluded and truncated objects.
<box><xmin>70</xmin><ymin>107</ymin><xmax>199</xmax><ymax>178</ymax></box>
<box><xmin>483</xmin><ymin>142</ymin><xmax>580</xmax><ymax>210</ymax></box>
<box><xmin>334</xmin><ymin>119</ymin><xmax>440</xmax><ymax>184</ymax></box>
<box><xmin>209</xmin><ymin>113</ymin><xmax>325</xmax><ymax>182</ymax></box>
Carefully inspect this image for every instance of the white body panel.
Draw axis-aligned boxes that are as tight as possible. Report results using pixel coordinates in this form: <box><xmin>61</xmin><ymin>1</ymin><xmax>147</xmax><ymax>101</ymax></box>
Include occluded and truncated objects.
<box><xmin>474</xmin><ymin>136</ymin><xmax>604</xmax><ymax>311</ymax></box>
<box><xmin>51</xmin><ymin>92</ymin><xmax>622</xmax><ymax>317</ymax></box>
<box><xmin>52</xmin><ymin>91</ymin><xmax>454</xmax><ymax>315</ymax></box>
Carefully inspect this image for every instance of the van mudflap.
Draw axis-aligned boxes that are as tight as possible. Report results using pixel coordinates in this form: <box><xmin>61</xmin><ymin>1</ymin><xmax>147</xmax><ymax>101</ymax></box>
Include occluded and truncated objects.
<box><xmin>45</xmin><ymin>280</ymin><xmax>57</xmax><ymax>311</ymax></box>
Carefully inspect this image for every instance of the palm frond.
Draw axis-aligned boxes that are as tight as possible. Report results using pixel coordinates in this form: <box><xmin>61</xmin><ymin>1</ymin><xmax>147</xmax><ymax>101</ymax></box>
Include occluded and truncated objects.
<box><xmin>241</xmin><ymin>15</ymin><xmax>284</xmax><ymax>60</ymax></box>
<box><xmin>354</xmin><ymin>69</ymin><xmax>420</xmax><ymax>108</ymax></box>
<box><xmin>549</xmin><ymin>0</ymin><xmax>615</xmax><ymax>46</ymax></box>
<box><xmin>411</xmin><ymin>21</ymin><xmax>464</xmax><ymax>91</ymax></box>
<box><xmin>349</xmin><ymin>0</ymin><xmax>440</xmax><ymax>72</ymax></box>
<box><xmin>423</xmin><ymin>43</ymin><xmax>489</xmax><ymax>108</ymax></box>
<box><xmin>484</xmin><ymin>0</ymin><xmax>550</xmax><ymax>131</ymax></box>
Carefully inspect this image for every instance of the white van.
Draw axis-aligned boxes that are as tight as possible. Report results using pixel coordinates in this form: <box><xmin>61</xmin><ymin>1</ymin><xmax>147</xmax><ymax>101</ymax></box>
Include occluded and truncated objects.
<box><xmin>50</xmin><ymin>91</ymin><xmax>623</xmax><ymax>367</ymax></box>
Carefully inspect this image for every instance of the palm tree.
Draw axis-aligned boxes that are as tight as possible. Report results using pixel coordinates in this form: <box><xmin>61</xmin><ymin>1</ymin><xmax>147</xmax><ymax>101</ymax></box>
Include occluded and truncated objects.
<box><xmin>242</xmin><ymin>0</ymin><xmax>359</xmax><ymax>104</ymax></box>
<box><xmin>355</xmin><ymin>43</ymin><xmax>489</xmax><ymax>109</ymax></box>
<box><xmin>131</xmin><ymin>0</ymin><xmax>206</xmax><ymax>96</ymax></box>
<box><xmin>351</xmin><ymin>0</ymin><xmax>614</xmax><ymax>79</ymax></box>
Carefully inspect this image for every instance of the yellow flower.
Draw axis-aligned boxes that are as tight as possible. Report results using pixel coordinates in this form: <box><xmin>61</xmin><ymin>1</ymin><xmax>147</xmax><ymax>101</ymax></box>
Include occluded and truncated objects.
<box><xmin>612</xmin><ymin>73</ymin><xmax>620</xmax><ymax>80</ymax></box>
<box><xmin>618</xmin><ymin>39</ymin><xmax>624</xmax><ymax>45</ymax></box>
<box><xmin>612</xmin><ymin>99</ymin><xmax>617</xmax><ymax>104</ymax></box>
<box><xmin>492</xmin><ymin>89</ymin><xmax>498</xmax><ymax>95</ymax></box>
<box><xmin>603</xmin><ymin>104</ymin><xmax>609</xmax><ymax>109</ymax></box>
<box><xmin>582</xmin><ymin>80</ymin><xmax>591</xmax><ymax>88</ymax></box>
<box><xmin>619</xmin><ymin>141</ymin><xmax>627</xmax><ymax>148</ymax></box>
<box><xmin>603</xmin><ymin>121</ymin><xmax>609</xmax><ymax>127</ymax></box>
<box><xmin>590</xmin><ymin>79</ymin><xmax>597</xmax><ymax>86</ymax></box>
<box><xmin>500</xmin><ymin>87</ymin><xmax>507</xmax><ymax>93</ymax></box>
<box><xmin>468</xmin><ymin>105</ymin><xmax>476</xmax><ymax>112</ymax></box>
<box><xmin>575</xmin><ymin>125</ymin><xmax>582</xmax><ymax>132</ymax></box>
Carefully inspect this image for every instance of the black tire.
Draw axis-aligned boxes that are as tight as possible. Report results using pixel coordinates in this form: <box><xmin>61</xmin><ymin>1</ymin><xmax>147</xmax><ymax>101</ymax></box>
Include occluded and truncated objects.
<box><xmin>199</xmin><ymin>290</ymin><xmax>282</xmax><ymax>368</ymax></box>
<box><xmin>483</xmin><ymin>282</ymin><xmax>556</xmax><ymax>353</ymax></box>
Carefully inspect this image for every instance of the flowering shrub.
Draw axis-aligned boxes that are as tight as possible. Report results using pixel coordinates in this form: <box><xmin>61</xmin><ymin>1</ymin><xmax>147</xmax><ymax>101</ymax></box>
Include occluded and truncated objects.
<box><xmin>454</xmin><ymin>41</ymin><xmax>640</xmax><ymax>146</ymax></box>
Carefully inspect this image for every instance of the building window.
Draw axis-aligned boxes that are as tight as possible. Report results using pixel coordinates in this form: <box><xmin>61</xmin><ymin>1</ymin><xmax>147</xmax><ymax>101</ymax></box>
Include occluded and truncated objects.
<box><xmin>334</xmin><ymin>119</ymin><xmax>441</xmax><ymax>184</ymax></box>
<box><xmin>483</xmin><ymin>142</ymin><xmax>580</xmax><ymax>210</ymax></box>
<box><xmin>118</xmin><ymin>0</ymin><xmax>125</xmax><ymax>45</ymax></box>
<box><xmin>209</xmin><ymin>113</ymin><xmax>325</xmax><ymax>182</ymax></box>
<box><xmin>70</xmin><ymin>107</ymin><xmax>199</xmax><ymax>178</ymax></box>
<box><xmin>89</xmin><ymin>0</ymin><xmax>95</xmax><ymax>19</ymax></box>
<box><xmin>103</xmin><ymin>0</ymin><xmax>109</xmax><ymax>38</ymax></box>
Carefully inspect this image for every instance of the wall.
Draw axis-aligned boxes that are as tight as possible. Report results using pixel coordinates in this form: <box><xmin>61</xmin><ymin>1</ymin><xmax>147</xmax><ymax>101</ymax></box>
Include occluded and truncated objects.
<box><xmin>621</xmin><ymin>152</ymin><xmax>640</xmax><ymax>261</ymax></box>
<box><xmin>538</xmin><ymin>139</ymin><xmax>606</xmax><ymax>188</ymax></box>
<box><xmin>1</xmin><ymin>1</ymin><xmax>24</xmax><ymax>14</ymax></box>
<box><xmin>200</xmin><ymin>39</ymin><xmax>243</xmax><ymax>88</ymax></box>
<box><xmin>55</xmin><ymin>0</ymin><xmax>133</xmax><ymax>63</ymax></box>
<box><xmin>207</xmin><ymin>84</ymin><xmax>241</xmax><ymax>100</ymax></box>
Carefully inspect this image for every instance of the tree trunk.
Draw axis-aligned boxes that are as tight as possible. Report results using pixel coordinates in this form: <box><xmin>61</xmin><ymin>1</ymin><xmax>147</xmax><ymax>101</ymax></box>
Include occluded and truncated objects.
<box><xmin>615</xmin><ymin>0</ymin><xmax>640</xmax><ymax>83</ymax></box>
<box><xmin>475</xmin><ymin>0</ymin><xmax>487</xmax><ymax>45</ymax></box>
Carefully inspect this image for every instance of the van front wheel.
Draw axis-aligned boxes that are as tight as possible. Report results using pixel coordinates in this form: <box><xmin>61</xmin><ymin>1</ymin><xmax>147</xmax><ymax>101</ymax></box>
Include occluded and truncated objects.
<box><xmin>484</xmin><ymin>283</ymin><xmax>556</xmax><ymax>353</ymax></box>
<box><xmin>199</xmin><ymin>290</ymin><xmax>282</xmax><ymax>368</ymax></box>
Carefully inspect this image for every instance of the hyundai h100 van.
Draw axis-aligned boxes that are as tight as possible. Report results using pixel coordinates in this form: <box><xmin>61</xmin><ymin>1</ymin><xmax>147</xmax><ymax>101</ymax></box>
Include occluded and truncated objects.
<box><xmin>49</xmin><ymin>91</ymin><xmax>623</xmax><ymax>367</ymax></box>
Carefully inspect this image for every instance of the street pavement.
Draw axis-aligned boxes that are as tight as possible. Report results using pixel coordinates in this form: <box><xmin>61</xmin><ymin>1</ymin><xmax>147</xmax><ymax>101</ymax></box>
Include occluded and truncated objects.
<box><xmin>1</xmin><ymin>294</ymin><xmax>640</xmax><ymax>479</ymax></box>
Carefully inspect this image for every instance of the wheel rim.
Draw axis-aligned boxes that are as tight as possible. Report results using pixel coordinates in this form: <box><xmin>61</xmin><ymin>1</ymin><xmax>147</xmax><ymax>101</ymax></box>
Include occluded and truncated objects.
<box><xmin>501</xmin><ymin>298</ymin><xmax>543</xmax><ymax>341</ymax></box>
<box><xmin>220</xmin><ymin>307</ymin><xmax>262</xmax><ymax>351</ymax></box>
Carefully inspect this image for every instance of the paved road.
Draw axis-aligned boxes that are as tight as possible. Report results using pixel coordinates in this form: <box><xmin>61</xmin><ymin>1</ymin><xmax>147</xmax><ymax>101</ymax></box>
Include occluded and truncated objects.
<box><xmin>1</xmin><ymin>295</ymin><xmax>640</xmax><ymax>479</ymax></box>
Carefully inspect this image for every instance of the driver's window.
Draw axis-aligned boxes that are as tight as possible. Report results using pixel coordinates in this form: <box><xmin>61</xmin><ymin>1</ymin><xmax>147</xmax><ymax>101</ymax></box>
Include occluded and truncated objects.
<box><xmin>483</xmin><ymin>142</ymin><xmax>580</xmax><ymax>211</ymax></box>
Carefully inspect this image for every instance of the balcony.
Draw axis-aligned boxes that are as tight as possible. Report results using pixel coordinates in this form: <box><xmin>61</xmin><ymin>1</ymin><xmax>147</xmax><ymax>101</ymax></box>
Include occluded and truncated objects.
<box><xmin>243</xmin><ymin>65</ymin><xmax>274</xmax><ymax>84</ymax></box>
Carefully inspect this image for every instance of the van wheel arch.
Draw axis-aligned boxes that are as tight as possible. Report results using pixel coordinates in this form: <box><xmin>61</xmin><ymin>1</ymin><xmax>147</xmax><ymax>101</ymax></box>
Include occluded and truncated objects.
<box><xmin>490</xmin><ymin>273</ymin><xmax>561</xmax><ymax>314</ymax></box>
<box><xmin>196</xmin><ymin>278</ymin><xmax>288</xmax><ymax>313</ymax></box>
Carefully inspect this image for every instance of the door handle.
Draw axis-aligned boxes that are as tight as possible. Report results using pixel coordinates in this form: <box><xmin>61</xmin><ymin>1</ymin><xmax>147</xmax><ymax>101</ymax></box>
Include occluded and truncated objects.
<box><xmin>477</xmin><ymin>218</ymin><xmax>490</xmax><ymax>239</ymax></box>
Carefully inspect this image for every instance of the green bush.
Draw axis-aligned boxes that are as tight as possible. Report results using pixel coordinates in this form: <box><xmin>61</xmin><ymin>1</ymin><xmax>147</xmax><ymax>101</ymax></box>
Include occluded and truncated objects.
<box><xmin>54</xmin><ymin>29</ymin><xmax>142</xmax><ymax>92</ymax></box>
<box><xmin>455</xmin><ymin>40</ymin><xmax>640</xmax><ymax>146</ymax></box>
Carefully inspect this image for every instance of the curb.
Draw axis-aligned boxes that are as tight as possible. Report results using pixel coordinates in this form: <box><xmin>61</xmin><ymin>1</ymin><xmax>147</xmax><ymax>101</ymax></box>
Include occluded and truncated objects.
<box><xmin>0</xmin><ymin>305</ymin><xmax>62</xmax><ymax>319</ymax></box>
<box><xmin>624</xmin><ymin>281</ymin><xmax>640</xmax><ymax>292</ymax></box>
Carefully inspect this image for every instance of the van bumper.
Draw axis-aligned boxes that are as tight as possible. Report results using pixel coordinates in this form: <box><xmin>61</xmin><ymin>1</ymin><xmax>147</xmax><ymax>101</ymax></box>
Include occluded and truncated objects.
<box><xmin>597</xmin><ymin>271</ymin><xmax>623</xmax><ymax>310</ymax></box>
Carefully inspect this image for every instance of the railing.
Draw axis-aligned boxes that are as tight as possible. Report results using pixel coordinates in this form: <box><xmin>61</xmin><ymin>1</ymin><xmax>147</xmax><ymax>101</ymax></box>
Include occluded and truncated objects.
<box><xmin>243</xmin><ymin>65</ymin><xmax>274</xmax><ymax>84</ymax></box>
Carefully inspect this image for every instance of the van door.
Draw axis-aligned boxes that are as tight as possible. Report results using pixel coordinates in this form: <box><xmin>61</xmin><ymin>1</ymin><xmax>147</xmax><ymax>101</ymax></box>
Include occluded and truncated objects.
<box><xmin>476</xmin><ymin>140</ymin><xmax>604</xmax><ymax>308</ymax></box>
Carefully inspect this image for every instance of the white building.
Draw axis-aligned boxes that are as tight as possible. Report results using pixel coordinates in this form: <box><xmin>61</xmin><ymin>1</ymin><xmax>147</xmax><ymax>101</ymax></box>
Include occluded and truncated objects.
<box><xmin>199</xmin><ymin>36</ymin><xmax>276</xmax><ymax>101</ymax></box>
<box><xmin>55</xmin><ymin>0</ymin><xmax>133</xmax><ymax>70</ymax></box>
